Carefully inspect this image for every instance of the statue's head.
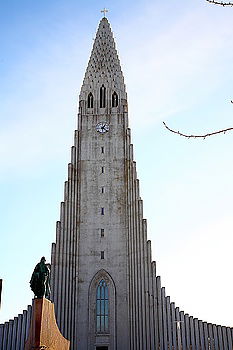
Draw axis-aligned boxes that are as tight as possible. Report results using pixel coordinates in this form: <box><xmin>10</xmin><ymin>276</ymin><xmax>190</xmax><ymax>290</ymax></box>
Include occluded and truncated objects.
<box><xmin>41</xmin><ymin>256</ymin><xmax>46</xmax><ymax>262</ymax></box>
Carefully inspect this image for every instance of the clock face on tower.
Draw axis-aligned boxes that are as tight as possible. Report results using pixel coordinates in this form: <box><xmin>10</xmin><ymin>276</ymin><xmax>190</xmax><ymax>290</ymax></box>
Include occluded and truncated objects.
<box><xmin>96</xmin><ymin>122</ymin><xmax>109</xmax><ymax>134</ymax></box>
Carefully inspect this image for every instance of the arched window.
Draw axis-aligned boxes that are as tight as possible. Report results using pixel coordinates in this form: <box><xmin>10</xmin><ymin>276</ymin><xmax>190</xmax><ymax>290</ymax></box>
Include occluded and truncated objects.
<box><xmin>96</xmin><ymin>279</ymin><xmax>109</xmax><ymax>333</ymax></box>
<box><xmin>112</xmin><ymin>91</ymin><xmax>118</xmax><ymax>107</ymax></box>
<box><xmin>100</xmin><ymin>85</ymin><xmax>106</xmax><ymax>108</ymax></box>
<box><xmin>87</xmin><ymin>92</ymin><xmax>93</xmax><ymax>108</ymax></box>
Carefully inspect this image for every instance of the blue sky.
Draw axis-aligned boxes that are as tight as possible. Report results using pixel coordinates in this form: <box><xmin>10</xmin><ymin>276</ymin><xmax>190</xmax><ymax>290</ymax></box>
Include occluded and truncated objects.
<box><xmin>1</xmin><ymin>0</ymin><xmax>233</xmax><ymax>326</ymax></box>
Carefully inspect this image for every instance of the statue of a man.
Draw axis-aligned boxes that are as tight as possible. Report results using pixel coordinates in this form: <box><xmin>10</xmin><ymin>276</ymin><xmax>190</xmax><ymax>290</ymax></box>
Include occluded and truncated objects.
<box><xmin>30</xmin><ymin>257</ymin><xmax>50</xmax><ymax>299</ymax></box>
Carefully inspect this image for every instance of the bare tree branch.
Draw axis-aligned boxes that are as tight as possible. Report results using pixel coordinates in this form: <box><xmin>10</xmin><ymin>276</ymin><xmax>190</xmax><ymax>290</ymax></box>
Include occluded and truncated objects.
<box><xmin>206</xmin><ymin>0</ymin><xmax>233</xmax><ymax>6</ymax></box>
<box><xmin>163</xmin><ymin>122</ymin><xmax>233</xmax><ymax>139</ymax></box>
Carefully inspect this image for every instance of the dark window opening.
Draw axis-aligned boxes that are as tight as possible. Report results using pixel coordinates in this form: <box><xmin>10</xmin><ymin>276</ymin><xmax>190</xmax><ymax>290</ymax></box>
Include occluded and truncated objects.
<box><xmin>101</xmin><ymin>187</ymin><xmax>104</xmax><ymax>193</ymax></box>
<box><xmin>101</xmin><ymin>251</ymin><xmax>104</xmax><ymax>259</ymax></box>
<box><xmin>96</xmin><ymin>347</ymin><xmax>108</xmax><ymax>350</ymax></box>
<box><xmin>101</xmin><ymin>166</ymin><xmax>105</xmax><ymax>174</ymax></box>
<box><xmin>101</xmin><ymin>147</ymin><xmax>104</xmax><ymax>154</ymax></box>
<box><xmin>101</xmin><ymin>208</ymin><xmax>104</xmax><ymax>215</ymax></box>
<box><xmin>100</xmin><ymin>85</ymin><xmax>106</xmax><ymax>108</ymax></box>
<box><xmin>101</xmin><ymin>229</ymin><xmax>104</xmax><ymax>237</ymax></box>
<box><xmin>112</xmin><ymin>91</ymin><xmax>118</xmax><ymax>107</ymax></box>
<box><xmin>87</xmin><ymin>92</ymin><xmax>94</xmax><ymax>108</ymax></box>
<box><xmin>96</xmin><ymin>280</ymin><xmax>109</xmax><ymax>333</ymax></box>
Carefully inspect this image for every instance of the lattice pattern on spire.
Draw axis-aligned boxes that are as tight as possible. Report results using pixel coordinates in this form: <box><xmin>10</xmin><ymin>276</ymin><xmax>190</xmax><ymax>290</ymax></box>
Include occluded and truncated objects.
<box><xmin>80</xmin><ymin>18</ymin><xmax>126</xmax><ymax>99</ymax></box>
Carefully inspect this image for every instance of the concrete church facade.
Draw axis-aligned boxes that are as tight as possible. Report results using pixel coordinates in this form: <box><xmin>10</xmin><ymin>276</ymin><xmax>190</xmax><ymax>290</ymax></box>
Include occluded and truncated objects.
<box><xmin>51</xmin><ymin>17</ymin><xmax>131</xmax><ymax>349</ymax></box>
<box><xmin>1</xmin><ymin>17</ymin><xmax>233</xmax><ymax>350</ymax></box>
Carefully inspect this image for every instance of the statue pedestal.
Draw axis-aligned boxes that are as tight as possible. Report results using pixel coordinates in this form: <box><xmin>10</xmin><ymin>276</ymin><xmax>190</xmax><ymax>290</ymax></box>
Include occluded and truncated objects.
<box><xmin>25</xmin><ymin>298</ymin><xmax>70</xmax><ymax>350</ymax></box>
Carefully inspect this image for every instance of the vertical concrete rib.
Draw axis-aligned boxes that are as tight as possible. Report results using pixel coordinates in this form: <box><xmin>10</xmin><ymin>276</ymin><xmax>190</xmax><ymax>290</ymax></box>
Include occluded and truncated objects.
<box><xmin>222</xmin><ymin>326</ymin><xmax>228</xmax><ymax>349</ymax></box>
<box><xmin>184</xmin><ymin>314</ymin><xmax>191</xmax><ymax>350</ymax></box>
<box><xmin>136</xmin><ymin>197</ymin><xmax>143</xmax><ymax>350</ymax></box>
<box><xmin>68</xmin><ymin>147</ymin><xmax>76</xmax><ymax>342</ymax></box>
<box><xmin>139</xmin><ymin>200</ymin><xmax>146</xmax><ymax>350</ymax></box>
<box><xmin>231</xmin><ymin>328</ymin><xmax>233</xmax><ymax>348</ymax></box>
<box><xmin>73</xmin><ymin>130</ymin><xmax>80</xmax><ymax>350</ymax></box>
<box><xmin>126</xmin><ymin>130</ymin><xmax>133</xmax><ymax>350</ymax></box>
<box><xmin>199</xmin><ymin>320</ymin><xmax>205</xmax><ymax>350</ymax></box>
<box><xmin>25</xmin><ymin>305</ymin><xmax>32</xmax><ymax>339</ymax></box>
<box><xmin>20</xmin><ymin>310</ymin><xmax>27</xmax><ymax>350</ymax></box>
<box><xmin>64</xmin><ymin>164</ymin><xmax>72</xmax><ymax>338</ymax></box>
<box><xmin>203</xmin><ymin>322</ymin><xmax>209</xmax><ymax>349</ymax></box>
<box><xmin>208</xmin><ymin>323</ymin><xmax>214</xmax><ymax>350</ymax></box>
<box><xmin>132</xmin><ymin>164</ymin><xmax>139</xmax><ymax>349</ymax></box>
<box><xmin>72</xmin><ymin>130</ymin><xmax>80</xmax><ymax>347</ymax></box>
<box><xmin>180</xmin><ymin>311</ymin><xmax>185</xmax><ymax>349</ymax></box>
<box><xmin>53</xmin><ymin>222</ymin><xmax>60</xmax><ymax>307</ymax></box>
<box><xmin>151</xmin><ymin>262</ymin><xmax>159</xmax><ymax>350</ymax></box>
<box><xmin>141</xmin><ymin>219</ymin><xmax>147</xmax><ymax>350</ymax></box>
<box><xmin>6</xmin><ymin>320</ymin><xmax>13</xmax><ymax>350</ymax></box>
<box><xmin>217</xmin><ymin>325</ymin><xmax>224</xmax><ymax>350</ymax></box>
<box><xmin>144</xmin><ymin>238</ymin><xmax>150</xmax><ymax>350</ymax></box>
<box><xmin>50</xmin><ymin>242</ymin><xmax>56</xmax><ymax>296</ymax></box>
<box><xmin>16</xmin><ymin>314</ymin><xmax>22</xmax><ymax>350</ymax></box>
<box><xmin>156</xmin><ymin>276</ymin><xmax>164</xmax><ymax>350</ymax></box>
<box><xmin>147</xmin><ymin>240</ymin><xmax>153</xmax><ymax>350</ymax></box>
<box><xmin>127</xmin><ymin>143</ymin><xmax>134</xmax><ymax>350</ymax></box>
<box><xmin>170</xmin><ymin>302</ymin><xmax>177</xmax><ymax>350</ymax></box>
<box><xmin>129</xmin><ymin>151</ymin><xmax>135</xmax><ymax>349</ymax></box>
<box><xmin>130</xmin><ymin>154</ymin><xmax>136</xmax><ymax>349</ymax></box>
<box><xmin>194</xmin><ymin>318</ymin><xmax>200</xmax><ymax>350</ymax></box>
<box><xmin>128</xmin><ymin>145</ymin><xmax>136</xmax><ymax>350</ymax></box>
<box><xmin>139</xmin><ymin>200</ymin><xmax>147</xmax><ymax>350</ymax></box>
<box><xmin>161</xmin><ymin>287</ymin><xmax>168</xmax><ymax>349</ymax></box>
<box><xmin>0</xmin><ymin>324</ymin><xmax>3</xmax><ymax>349</ymax></box>
<box><xmin>226</xmin><ymin>327</ymin><xmax>232</xmax><ymax>349</ymax></box>
<box><xmin>11</xmin><ymin>317</ymin><xmax>18</xmax><ymax>350</ymax></box>
<box><xmin>175</xmin><ymin>308</ymin><xmax>181</xmax><ymax>350</ymax></box>
<box><xmin>2</xmin><ymin>322</ymin><xmax>9</xmax><ymax>350</ymax></box>
<box><xmin>212</xmin><ymin>324</ymin><xmax>219</xmax><ymax>349</ymax></box>
<box><xmin>61</xmin><ymin>180</ymin><xmax>69</xmax><ymax>334</ymax></box>
<box><xmin>57</xmin><ymin>202</ymin><xmax>65</xmax><ymax>326</ymax></box>
<box><xmin>166</xmin><ymin>297</ymin><xmax>172</xmax><ymax>349</ymax></box>
<box><xmin>189</xmin><ymin>316</ymin><xmax>195</xmax><ymax>349</ymax></box>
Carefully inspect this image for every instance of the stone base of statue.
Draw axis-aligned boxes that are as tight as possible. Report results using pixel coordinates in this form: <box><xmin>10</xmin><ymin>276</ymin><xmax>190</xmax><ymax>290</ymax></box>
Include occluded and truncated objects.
<box><xmin>25</xmin><ymin>298</ymin><xmax>70</xmax><ymax>350</ymax></box>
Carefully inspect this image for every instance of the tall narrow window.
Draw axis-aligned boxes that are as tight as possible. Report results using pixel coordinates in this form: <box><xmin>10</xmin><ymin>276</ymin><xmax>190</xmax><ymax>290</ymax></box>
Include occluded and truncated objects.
<box><xmin>101</xmin><ymin>251</ymin><xmax>104</xmax><ymax>259</ymax></box>
<box><xmin>96</xmin><ymin>280</ymin><xmax>109</xmax><ymax>333</ymax></box>
<box><xmin>112</xmin><ymin>91</ymin><xmax>118</xmax><ymax>107</ymax></box>
<box><xmin>101</xmin><ymin>187</ymin><xmax>105</xmax><ymax>194</ymax></box>
<box><xmin>87</xmin><ymin>92</ymin><xmax>93</xmax><ymax>108</ymax></box>
<box><xmin>101</xmin><ymin>228</ymin><xmax>104</xmax><ymax>237</ymax></box>
<box><xmin>101</xmin><ymin>147</ymin><xmax>104</xmax><ymax>154</ymax></box>
<box><xmin>101</xmin><ymin>166</ymin><xmax>105</xmax><ymax>174</ymax></box>
<box><xmin>100</xmin><ymin>85</ymin><xmax>106</xmax><ymax>108</ymax></box>
<box><xmin>101</xmin><ymin>208</ymin><xmax>104</xmax><ymax>215</ymax></box>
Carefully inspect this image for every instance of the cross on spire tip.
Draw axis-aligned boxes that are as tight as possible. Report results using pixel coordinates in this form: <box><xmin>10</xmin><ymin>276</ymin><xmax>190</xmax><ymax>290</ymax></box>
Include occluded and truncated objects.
<box><xmin>101</xmin><ymin>8</ymin><xmax>109</xmax><ymax>18</ymax></box>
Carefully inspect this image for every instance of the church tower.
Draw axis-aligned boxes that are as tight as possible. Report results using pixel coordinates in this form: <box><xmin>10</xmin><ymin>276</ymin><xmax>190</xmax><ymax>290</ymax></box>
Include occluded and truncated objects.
<box><xmin>50</xmin><ymin>17</ymin><xmax>131</xmax><ymax>350</ymax></box>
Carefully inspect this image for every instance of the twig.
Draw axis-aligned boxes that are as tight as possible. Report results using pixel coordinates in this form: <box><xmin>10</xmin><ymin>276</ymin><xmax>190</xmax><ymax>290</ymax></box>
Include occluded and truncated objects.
<box><xmin>206</xmin><ymin>0</ymin><xmax>233</xmax><ymax>6</ymax></box>
<box><xmin>163</xmin><ymin>121</ymin><xmax>233</xmax><ymax>139</ymax></box>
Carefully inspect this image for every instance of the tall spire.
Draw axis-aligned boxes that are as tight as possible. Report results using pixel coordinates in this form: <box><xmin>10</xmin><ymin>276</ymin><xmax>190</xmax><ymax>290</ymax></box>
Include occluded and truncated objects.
<box><xmin>80</xmin><ymin>18</ymin><xmax>126</xmax><ymax>102</ymax></box>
